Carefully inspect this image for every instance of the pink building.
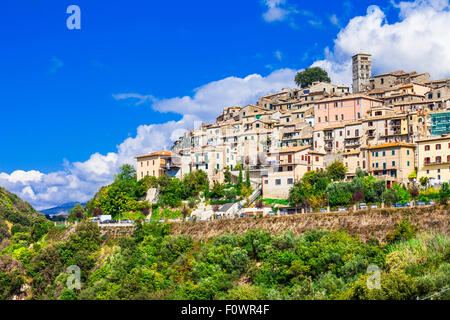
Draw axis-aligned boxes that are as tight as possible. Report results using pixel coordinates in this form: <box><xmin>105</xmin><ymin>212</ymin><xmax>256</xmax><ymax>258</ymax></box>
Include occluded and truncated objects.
<box><xmin>314</xmin><ymin>95</ymin><xmax>382</xmax><ymax>129</ymax></box>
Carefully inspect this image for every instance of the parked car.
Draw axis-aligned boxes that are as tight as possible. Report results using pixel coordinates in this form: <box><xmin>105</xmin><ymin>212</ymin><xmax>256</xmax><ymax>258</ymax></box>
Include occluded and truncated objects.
<box><xmin>215</xmin><ymin>215</ymin><xmax>222</xmax><ymax>219</ymax></box>
<box><xmin>358</xmin><ymin>203</ymin><xmax>368</xmax><ymax>210</ymax></box>
<box><xmin>121</xmin><ymin>219</ymin><xmax>134</xmax><ymax>224</ymax></box>
<box><xmin>101</xmin><ymin>219</ymin><xmax>116</xmax><ymax>224</ymax></box>
<box><xmin>404</xmin><ymin>202</ymin><xmax>411</xmax><ymax>207</ymax></box>
<box><xmin>428</xmin><ymin>200</ymin><xmax>435</xmax><ymax>205</ymax></box>
<box><xmin>394</xmin><ymin>203</ymin><xmax>403</xmax><ymax>207</ymax></box>
<box><xmin>158</xmin><ymin>219</ymin><xmax>164</xmax><ymax>223</ymax></box>
<box><xmin>240</xmin><ymin>213</ymin><xmax>246</xmax><ymax>218</ymax></box>
<box><xmin>90</xmin><ymin>217</ymin><xmax>99</xmax><ymax>222</ymax></box>
<box><xmin>268</xmin><ymin>211</ymin><xmax>276</xmax><ymax>216</ymax></box>
<box><xmin>370</xmin><ymin>204</ymin><xmax>378</xmax><ymax>209</ymax></box>
<box><xmin>319</xmin><ymin>208</ymin><xmax>327</xmax><ymax>213</ymax></box>
<box><xmin>234</xmin><ymin>213</ymin><xmax>239</xmax><ymax>219</ymax></box>
<box><xmin>415</xmin><ymin>201</ymin><xmax>426</xmax><ymax>206</ymax></box>
<box><xmin>338</xmin><ymin>207</ymin><xmax>347</xmax><ymax>212</ymax></box>
<box><xmin>187</xmin><ymin>217</ymin><xmax>194</xmax><ymax>221</ymax></box>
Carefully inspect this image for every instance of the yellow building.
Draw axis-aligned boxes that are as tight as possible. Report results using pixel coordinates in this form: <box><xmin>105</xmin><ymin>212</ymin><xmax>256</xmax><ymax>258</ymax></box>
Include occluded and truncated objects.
<box><xmin>136</xmin><ymin>151</ymin><xmax>181</xmax><ymax>180</ymax></box>
<box><xmin>417</xmin><ymin>135</ymin><xmax>450</xmax><ymax>184</ymax></box>
<box><xmin>367</xmin><ymin>142</ymin><xmax>416</xmax><ymax>187</ymax></box>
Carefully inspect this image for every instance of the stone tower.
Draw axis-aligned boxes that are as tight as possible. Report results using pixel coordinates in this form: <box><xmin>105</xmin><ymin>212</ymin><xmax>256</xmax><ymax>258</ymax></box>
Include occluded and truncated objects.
<box><xmin>352</xmin><ymin>53</ymin><xmax>371</xmax><ymax>93</ymax></box>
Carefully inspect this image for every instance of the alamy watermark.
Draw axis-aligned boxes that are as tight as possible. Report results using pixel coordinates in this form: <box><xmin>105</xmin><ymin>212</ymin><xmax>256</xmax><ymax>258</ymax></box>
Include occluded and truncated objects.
<box><xmin>66</xmin><ymin>5</ymin><xmax>81</xmax><ymax>30</ymax></box>
<box><xmin>366</xmin><ymin>264</ymin><xmax>381</xmax><ymax>290</ymax></box>
<box><xmin>66</xmin><ymin>265</ymin><xmax>81</xmax><ymax>290</ymax></box>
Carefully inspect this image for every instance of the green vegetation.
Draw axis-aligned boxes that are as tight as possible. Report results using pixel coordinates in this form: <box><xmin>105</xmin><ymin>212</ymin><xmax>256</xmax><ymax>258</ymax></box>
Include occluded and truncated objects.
<box><xmin>0</xmin><ymin>214</ymin><xmax>448</xmax><ymax>300</ymax></box>
<box><xmin>294</xmin><ymin>67</ymin><xmax>331</xmax><ymax>88</ymax></box>
<box><xmin>286</xmin><ymin>163</ymin><xmax>447</xmax><ymax>210</ymax></box>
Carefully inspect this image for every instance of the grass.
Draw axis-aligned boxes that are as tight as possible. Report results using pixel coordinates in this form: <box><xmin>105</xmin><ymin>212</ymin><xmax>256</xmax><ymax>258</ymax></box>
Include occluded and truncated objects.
<box><xmin>263</xmin><ymin>198</ymin><xmax>289</xmax><ymax>206</ymax></box>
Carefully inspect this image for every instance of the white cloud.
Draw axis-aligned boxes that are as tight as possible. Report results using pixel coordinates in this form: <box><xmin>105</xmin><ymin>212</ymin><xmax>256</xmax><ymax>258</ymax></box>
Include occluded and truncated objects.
<box><xmin>262</xmin><ymin>0</ymin><xmax>294</xmax><ymax>22</ymax></box>
<box><xmin>275</xmin><ymin>50</ymin><xmax>283</xmax><ymax>61</ymax></box>
<box><xmin>313</xmin><ymin>0</ymin><xmax>450</xmax><ymax>87</ymax></box>
<box><xmin>113</xmin><ymin>93</ymin><xmax>156</xmax><ymax>105</ymax></box>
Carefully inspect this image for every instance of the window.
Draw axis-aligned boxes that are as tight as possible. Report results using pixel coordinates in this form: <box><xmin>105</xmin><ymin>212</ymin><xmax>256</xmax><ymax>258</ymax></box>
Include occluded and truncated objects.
<box><xmin>436</xmin><ymin>144</ymin><xmax>441</xmax><ymax>150</ymax></box>
<box><xmin>264</xmin><ymin>180</ymin><xmax>268</xmax><ymax>185</ymax></box>
<box><xmin>448</xmin><ymin>155</ymin><xmax>450</xmax><ymax>163</ymax></box>
<box><xmin>424</xmin><ymin>157</ymin><xmax>430</xmax><ymax>164</ymax></box>
<box><xmin>318</xmin><ymin>117</ymin><xmax>321</xmax><ymax>122</ymax></box>
<box><xmin>425</xmin><ymin>145</ymin><xmax>430</xmax><ymax>151</ymax></box>
<box><xmin>355</xmin><ymin>129</ymin><xmax>359</xmax><ymax>136</ymax></box>
<box><xmin>217</xmin><ymin>164</ymin><xmax>220</xmax><ymax>169</ymax></box>
<box><xmin>275</xmin><ymin>179</ymin><xmax>281</xmax><ymax>185</ymax></box>
<box><xmin>316</xmin><ymin>156</ymin><xmax>319</xmax><ymax>162</ymax></box>
<box><xmin>336</xmin><ymin>141</ymin><xmax>339</xmax><ymax>148</ymax></box>
<box><xmin>392</xmin><ymin>161</ymin><xmax>395</xmax><ymax>166</ymax></box>
<box><xmin>287</xmin><ymin>166</ymin><xmax>293</xmax><ymax>172</ymax></box>
<box><xmin>392</xmin><ymin>150</ymin><xmax>395</xmax><ymax>155</ymax></box>
<box><xmin>287</xmin><ymin>178</ymin><xmax>293</xmax><ymax>184</ymax></box>
<box><xmin>325</xmin><ymin>116</ymin><xmax>328</xmax><ymax>122</ymax></box>
<box><xmin>141</xmin><ymin>162</ymin><xmax>143</xmax><ymax>167</ymax></box>
<box><xmin>382</xmin><ymin>151</ymin><xmax>386</xmax><ymax>157</ymax></box>
<box><xmin>407</xmin><ymin>150</ymin><xmax>410</xmax><ymax>155</ymax></box>
<box><xmin>436</xmin><ymin>156</ymin><xmax>442</xmax><ymax>163</ymax></box>
<box><xmin>407</xmin><ymin>161</ymin><xmax>410</xmax><ymax>166</ymax></box>
<box><xmin>335</xmin><ymin>115</ymin><xmax>338</xmax><ymax>120</ymax></box>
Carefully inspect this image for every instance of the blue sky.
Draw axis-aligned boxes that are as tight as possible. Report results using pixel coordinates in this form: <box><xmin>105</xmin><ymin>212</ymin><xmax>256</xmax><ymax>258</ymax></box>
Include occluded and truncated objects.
<box><xmin>0</xmin><ymin>0</ymin><xmax>393</xmax><ymax>173</ymax></box>
<box><xmin>1</xmin><ymin>0</ymin><xmax>449</xmax><ymax>209</ymax></box>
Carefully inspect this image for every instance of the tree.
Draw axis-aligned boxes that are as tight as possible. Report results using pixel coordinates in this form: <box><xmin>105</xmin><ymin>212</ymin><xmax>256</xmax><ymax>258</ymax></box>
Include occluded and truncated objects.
<box><xmin>237</xmin><ymin>166</ymin><xmax>243</xmax><ymax>192</ymax></box>
<box><xmin>408</xmin><ymin>185</ymin><xmax>419</xmax><ymax>200</ymax></box>
<box><xmin>69</xmin><ymin>203</ymin><xmax>85</xmax><ymax>221</ymax></box>
<box><xmin>245</xmin><ymin>167</ymin><xmax>251</xmax><ymax>189</ymax></box>
<box><xmin>255</xmin><ymin>200</ymin><xmax>264</xmax><ymax>209</ymax></box>
<box><xmin>352</xmin><ymin>190</ymin><xmax>365</xmax><ymax>204</ymax></box>
<box><xmin>419</xmin><ymin>176</ymin><xmax>429</xmax><ymax>187</ymax></box>
<box><xmin>439</xmin><ymin>182</ymin><xmax>449</xmax><ymax>205</ymax></box>
<box><xmin>294</xmin><ymin>67</ymin><xmax>331</xmax><ymax>88</ymax></box>
<box><xmin>327</xmin><ymin>160</ymin><xmax>347</xmax><ymax>181</ymax></box>
<box><xmin>224</xmin><ymin>167</ymin><xmax>232</xmax><ymax>185</ymax></box>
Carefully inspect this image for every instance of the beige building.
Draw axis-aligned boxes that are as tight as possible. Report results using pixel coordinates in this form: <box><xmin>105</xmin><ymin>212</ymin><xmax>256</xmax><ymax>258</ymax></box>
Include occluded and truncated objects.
<box><xmin>263</xmin><ymin>146</ymin><xmax>325</xmax><ymax>199</ymax></box>
<box><xmin>417</xmin><ymin>135</ymin><xmax>450</xmax><ymax>185</ymax></box>
<box><xmin>366</xmin><ymin>142</ymin><xmax>416</xmax><ymax>187</ymax></box>
<box><xmin>136</xmin><ymin>151</ymin><xmax>181</xmax><ymax>180</ymax></box>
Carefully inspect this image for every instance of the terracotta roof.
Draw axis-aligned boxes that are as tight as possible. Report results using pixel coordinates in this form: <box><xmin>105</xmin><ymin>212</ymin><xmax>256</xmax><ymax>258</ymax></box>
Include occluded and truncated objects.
<box><xmin>367</xmin><ymin>142</ymin><xmax>415</xmax><ymax>149</ymax></box>
<box><xmin>270</xmin><ymin>145</ymin><xmax>311</xmax><ymax>154</ymax></box>
<box><xmin>136</xmin><ymin>150</ymin><xmax>173</xmax><ymax>158</ymax></box>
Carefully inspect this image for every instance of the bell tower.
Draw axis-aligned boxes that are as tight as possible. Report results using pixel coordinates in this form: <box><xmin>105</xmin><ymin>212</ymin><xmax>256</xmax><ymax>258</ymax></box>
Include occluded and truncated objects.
<box><xmin>352</xmin><ymin>53</ymin><xmax>371</xmax><ymax>93</ymax></box>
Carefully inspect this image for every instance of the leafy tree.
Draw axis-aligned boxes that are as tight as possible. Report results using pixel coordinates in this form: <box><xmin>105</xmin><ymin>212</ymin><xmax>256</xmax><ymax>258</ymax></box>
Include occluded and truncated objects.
<box><xmin>294</xmin><ymin>67</ymin><xmax>331</xmax><ymax>88</ymax></box>
<box><xmin>439</xmin><ymin>182</ymin><xmax>449</xmax><ymax>205</ymax></box>
<box><xmin>419</xmin><ymin>176</ymin><xmax>429</xmax><ymax>187</ymax></box>
<box><xmin>224</xmin><ymin>167</ymin><xmax>232</xmax><ymax>185</ymax></box>
<box><xmin>245</xmin><ymin>167</ymin><xmax>251</xmax><ymax>189</ymax></box>
<box><xmin>385</xmin><ymin>219</ymin><xmax>418</xmax><ymax>244</ymax></box>
<box><xmin>68</xmin><ymin>203</ymin><xmax>85</xmax><ymax>221</ymax></box>
<box><xmin>237</xmin><ymin>166</ymin><xmax>243</xmax><ymax>192</ymax></box>
<box><xmin>327</xmin><ymin>160</ymin><xmax>347</xmax><ymax>181</ymax></box>
<box><xmin>408</xmin><ymin>185</ymin><xmax>420</xmax><ymax>200</ymax></box>
<box><xmin>383</xmin><ymin>189</ymin><xmax>398</xmax><ymax>206</ymax></box>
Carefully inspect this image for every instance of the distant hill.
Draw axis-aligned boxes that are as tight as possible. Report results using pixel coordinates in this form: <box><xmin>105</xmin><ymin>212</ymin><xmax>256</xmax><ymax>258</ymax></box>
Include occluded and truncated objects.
<box><xmin>40</xmin><ymin>202</ymin><xmax>86</xmax><ymax>217</ymax></box>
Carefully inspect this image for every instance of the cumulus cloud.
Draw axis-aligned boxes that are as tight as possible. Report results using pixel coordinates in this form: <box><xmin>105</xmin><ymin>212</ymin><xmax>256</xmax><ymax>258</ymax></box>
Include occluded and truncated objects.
<box><xmin>313</xmin><ymin>0</ymin><xmax>450</xmax><ymax>86</ymax></box>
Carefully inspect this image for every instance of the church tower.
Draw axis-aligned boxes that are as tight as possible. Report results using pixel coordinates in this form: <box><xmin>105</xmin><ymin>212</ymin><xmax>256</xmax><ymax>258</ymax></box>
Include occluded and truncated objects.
<box><xmin>352</xmin><ymin>53</ymin><xmax>371</xmax><ymax>93</ymax></box>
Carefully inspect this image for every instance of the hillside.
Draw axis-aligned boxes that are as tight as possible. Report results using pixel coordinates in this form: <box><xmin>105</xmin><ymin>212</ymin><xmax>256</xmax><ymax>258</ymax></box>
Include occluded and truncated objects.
<box><xmin>0</xmin><ymin>187</ymin><xmax>51</xmax><ymax>246</ymax></box>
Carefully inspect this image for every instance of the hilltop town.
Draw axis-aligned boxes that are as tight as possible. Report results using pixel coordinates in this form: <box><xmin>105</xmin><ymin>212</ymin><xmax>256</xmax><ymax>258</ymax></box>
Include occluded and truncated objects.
<box><xmin>135</xmin><ymin>53</ymin><xmax>449</xmax><ymax>212</ymax></box>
